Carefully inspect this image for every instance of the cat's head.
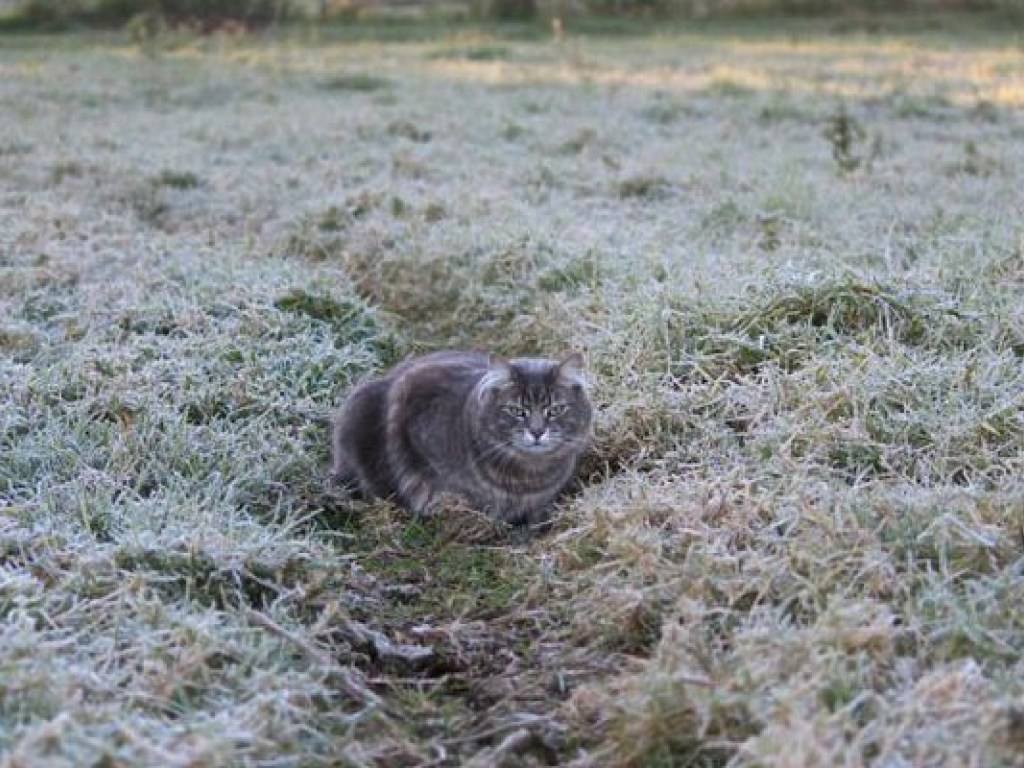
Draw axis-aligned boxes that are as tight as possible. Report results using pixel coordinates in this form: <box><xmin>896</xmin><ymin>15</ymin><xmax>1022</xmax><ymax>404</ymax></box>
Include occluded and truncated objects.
<box><xmin>473</xmin><ymin>352</ymin><xmax>592</xmax><ymax>457</ymax></box>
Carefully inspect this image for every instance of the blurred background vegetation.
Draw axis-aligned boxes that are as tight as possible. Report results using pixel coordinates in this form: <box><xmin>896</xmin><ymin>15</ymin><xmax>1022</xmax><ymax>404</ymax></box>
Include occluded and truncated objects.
<box><xmin>1</xmin><ymin>0</ymin><xmax>1021</xmax><ymax>29</ymax></box>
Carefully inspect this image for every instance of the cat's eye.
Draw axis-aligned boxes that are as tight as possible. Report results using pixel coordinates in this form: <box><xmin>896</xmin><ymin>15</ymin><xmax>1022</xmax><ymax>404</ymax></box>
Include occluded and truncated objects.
<box><xmin>545</xmin><ymin>403</ymin><xmax>568</xmax><ymax>418</ymax></box>
<box><xmin>503</xmin><ymin>403</ymin><xmax>528</xmax><ymax>418</ymax></box>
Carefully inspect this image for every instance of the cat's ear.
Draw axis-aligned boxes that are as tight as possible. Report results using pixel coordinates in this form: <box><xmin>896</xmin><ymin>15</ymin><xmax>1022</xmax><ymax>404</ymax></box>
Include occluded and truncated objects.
<box><xmin>478</xmin><ymin>354</ymin><xmax>514</xmax><ymax>395</ymax></box>
<box><xmin>556</xmin><ymin>351</ymin><xmax>587</xmax><ymax>389</ymax></box>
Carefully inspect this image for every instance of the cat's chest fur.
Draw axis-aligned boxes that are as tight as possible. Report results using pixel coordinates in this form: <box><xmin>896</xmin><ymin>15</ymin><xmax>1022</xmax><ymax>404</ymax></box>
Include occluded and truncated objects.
<box><xmin>331</xmin><ymin>350</ymin><xmax>592</xmax><ymax>526</ymax></box>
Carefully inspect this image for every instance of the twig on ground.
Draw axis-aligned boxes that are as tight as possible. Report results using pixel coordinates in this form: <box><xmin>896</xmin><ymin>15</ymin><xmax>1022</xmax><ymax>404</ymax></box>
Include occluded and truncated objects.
<box><xmin>244</xmin><ymin>607</ymin><xmax>397</xmax><ymax>718</ymax></box>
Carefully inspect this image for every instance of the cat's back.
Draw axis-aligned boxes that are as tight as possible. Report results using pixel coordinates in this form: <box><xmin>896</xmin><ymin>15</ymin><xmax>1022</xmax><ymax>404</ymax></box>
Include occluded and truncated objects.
<box><xmin>331</xmin><ymin>351</ymin><xmax>484</xmax><ymax>492</ymax></box>
<box><xmin>387</xmin><ymin>350</ymin><xmax>489</xmax><ymax>403</ymax></box>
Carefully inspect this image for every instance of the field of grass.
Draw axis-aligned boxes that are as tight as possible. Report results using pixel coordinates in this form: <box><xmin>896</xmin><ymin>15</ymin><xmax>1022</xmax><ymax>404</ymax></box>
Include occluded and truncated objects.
<box><xmin>2</xmin><ymin>14</ymin><xmax>1024</xmax><ymax>767</ymax></box>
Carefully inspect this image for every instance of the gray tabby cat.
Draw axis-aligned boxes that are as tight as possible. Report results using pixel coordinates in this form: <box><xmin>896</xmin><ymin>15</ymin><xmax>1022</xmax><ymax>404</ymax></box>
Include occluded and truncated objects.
<box><xmin>330</xmin><ymin>350</ymin><xmax>592</xmax><ymax>525</ymax></box>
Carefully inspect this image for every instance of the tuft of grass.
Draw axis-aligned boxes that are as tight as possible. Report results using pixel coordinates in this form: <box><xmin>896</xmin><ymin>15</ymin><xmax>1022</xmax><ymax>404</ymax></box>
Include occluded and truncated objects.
<box><xmin>704</xmin><ymin>76</ymin><xmax>756</xmax><ymax>98</ymax></box>
<box><xmin>536</xmin><ymin>250</ymin><xmax>602</xmax><ymax>293</ymax></box>
<box><xmin>423</xmin><ymin>200</ymin><xmax>446</xmax><ymax>221</ymax></box>
<box><xmin>501</xmin><ymin>120</ymin><xmax>526</xmax><ymax>140</ymax></box>
<box><xmin>153</xmin><ymin>168</ymin><xmax>203</xmax><ymax>189</ymax></box>
<box><xmin>49</xmin><ymin>159</ymin><xmax>84</xmax><ymax>184</ymax></box>
<box><xmin>945</xmin><ymin>140</ymin><xmax>1003</xmax><ymax>177</ymax></box>
<box><xmin>317</xmin><ymin>73</ymin><xmax>392</xmax><ymax>92</ymax></box>
<box><xmin>560</xmin><ymin>127</ymin><xmax>597</xmax><ymax>154</ymax></box>
<box><xmin>0</xmin><ymin>141</ymin><xmax>33</xmax><ymax>155</ymax></box>
<box><xmin>758</xmin><ymin>96</ymin><xmax>814</xmax><ymax>123</ymax></box>
<box><xmin>645</xmin><ymin>276</ymin><xmax>1021</xmax><ymax>384</ymax></box>
<box><xmin>617</xmin><ymin>173</ymin><xmax>673</xmax><ymax>200</ymax></box>
<box><xmin>891</xmin><ymin>91</ymin><xmax>956</xmax><ymax>119</ymax></box>
<box><xmin>428</xmin><ymin>44</ymin><xmax>514</xmax><ymax>61</ymax></box>
<box><xmin>387</xmin><ymin>120</ymin><xmax>432</xmax><ymax>142</ymax></box>
<box><xmin>641</xmin><ymin>99</ymin><xmax>687</xmax><ymax>125</ymax></box>
<box><xmin>274</xmin><ymin>289</ymin><xmax>380</xmax><ymax>335</ymax></box>
<box><xmin>824</xmin><ymin>104</ymin><xmax>866</xmax><ymax>175</ymax></box>
<box><xmin>568</xmin><ymin>623</ymin><xmax>754</xmax><ymax>767</ymax></box>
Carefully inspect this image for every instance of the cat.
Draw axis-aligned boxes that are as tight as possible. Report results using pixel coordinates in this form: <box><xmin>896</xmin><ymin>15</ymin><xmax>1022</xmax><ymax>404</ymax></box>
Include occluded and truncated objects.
<box><xmin>330</xmin><ymin>350</ymin><xmax>592</xmax><ymax>526</ymax></box>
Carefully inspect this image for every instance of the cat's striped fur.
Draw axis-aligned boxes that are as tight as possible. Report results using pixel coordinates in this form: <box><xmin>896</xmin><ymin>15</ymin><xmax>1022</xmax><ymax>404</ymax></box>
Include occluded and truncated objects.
<box><xmin>330</xmin><ymin>350</ymin><xmax>592</xmax><ymax>525</ymax></box>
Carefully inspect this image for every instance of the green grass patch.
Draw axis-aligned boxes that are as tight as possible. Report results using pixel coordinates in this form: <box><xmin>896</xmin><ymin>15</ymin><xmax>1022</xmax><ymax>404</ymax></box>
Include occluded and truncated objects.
<box><xmin>428</xmin><ymin>44</ymin><xmax>514</xmax><ymax>61</ymax></box>
<box><xmin>317</xmin><ymin>73</ymin><xmax>392</xmax><ymax>92</ymax></box>
<box><xmin>153</xmin><ymin>169</ymin><xmax>203</xmax><ymax>189</ymax></box>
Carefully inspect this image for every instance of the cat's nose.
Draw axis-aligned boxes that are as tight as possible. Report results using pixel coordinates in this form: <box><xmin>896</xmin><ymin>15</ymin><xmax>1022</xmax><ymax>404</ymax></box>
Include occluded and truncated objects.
<box><xmin>529</xmin><ymin>427</ymin><xmax>546</xmax><ymax>441</ymax></box>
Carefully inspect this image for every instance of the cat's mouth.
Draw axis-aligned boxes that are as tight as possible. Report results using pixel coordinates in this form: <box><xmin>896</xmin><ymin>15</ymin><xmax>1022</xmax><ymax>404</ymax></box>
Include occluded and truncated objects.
<box><xmin>513</xmin><ymin>433</ymin><xmax>559</xmax><ymax>455</ymax></box>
